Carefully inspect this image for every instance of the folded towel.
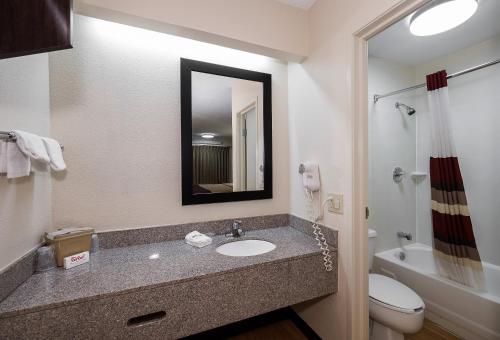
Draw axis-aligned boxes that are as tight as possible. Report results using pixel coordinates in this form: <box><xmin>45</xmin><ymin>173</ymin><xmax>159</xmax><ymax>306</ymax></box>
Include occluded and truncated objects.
<box><xmin>0</xmin><ymin>141</ymin><xmax>7</xmax><ymax>174</ymax></box>
<box><xmin>6</xmin><ymin>142</ymin><xmax>31</xmax><ymax>179</ymax></box>
<box><xmin>13</xmin><ymin>130</ymin><xmax>50</xmax><ymax>163</ymax></box>
<box><xmin>186</xmin><ymin>238</ymin><xmax>212</xmax><ymax>248</ymax></box>
<box><xmin>41</xmin><ymin>137</ymin><xmax>66</xmax><ymax>171</ymax></box>
<box><xmin>185</xmin><ymin>231</ymin><xmax>212</xmax><ymax>248</ymax></box>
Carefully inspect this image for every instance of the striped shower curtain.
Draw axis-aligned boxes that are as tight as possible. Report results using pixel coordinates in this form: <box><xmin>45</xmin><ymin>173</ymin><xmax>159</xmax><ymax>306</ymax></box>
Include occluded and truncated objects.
<box><xmin>427</xmin><ymin>70</ymin><xmax>484</xmax><ymax>290</ymax></box>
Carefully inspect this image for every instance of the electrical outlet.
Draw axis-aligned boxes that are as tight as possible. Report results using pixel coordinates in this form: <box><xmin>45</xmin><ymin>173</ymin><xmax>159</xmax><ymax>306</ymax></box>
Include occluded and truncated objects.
<box><xmin>327</xmin><ymin>193</ymin><xmax>343</xmax><ymax>214</ymax></box>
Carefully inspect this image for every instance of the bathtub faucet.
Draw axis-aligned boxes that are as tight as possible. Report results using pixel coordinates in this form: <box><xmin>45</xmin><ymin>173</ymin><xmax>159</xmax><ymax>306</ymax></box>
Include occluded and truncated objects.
<box><xmin>397</xmin><ymin>231</ymin><xmax>412</xmax><ymax>241</ymax></box>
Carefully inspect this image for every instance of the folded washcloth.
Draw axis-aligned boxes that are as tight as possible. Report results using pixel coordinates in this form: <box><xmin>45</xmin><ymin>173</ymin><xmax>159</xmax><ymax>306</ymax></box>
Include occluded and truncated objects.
<box><xmin>6</xmin><ymin>142</ymin><xmax>31</xmax><ymax>179</ymax></box>
<box><xmin>13</xmin><ymin>130</ymin><xmax>50</xmax><ymax>163</ymax></box>
<box><xmin>186</xmin><ymin>237</ymin><xmax>212</xmax><ymax>248</ymax></box>
<box><xmin>185</xmin><ymin>231</ymin><xmax>212</xmax><ymax>248</ymax></box>
<box><xmin>0</xmin><ymin>141</ymin><xmax>7</xmax><ymax>174</ymax></box>
<box><xmin>42</xmin><ymin>137</ymin><xmax>66</xmax><ymax>171</ymax></box>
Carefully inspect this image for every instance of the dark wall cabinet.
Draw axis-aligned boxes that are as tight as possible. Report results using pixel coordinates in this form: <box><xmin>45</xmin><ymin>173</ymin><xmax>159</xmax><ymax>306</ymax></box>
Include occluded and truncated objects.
<box><xmin>0</xmin><ymin>0</ymin><xmax>72</xmax><ymax>59</ymax></box>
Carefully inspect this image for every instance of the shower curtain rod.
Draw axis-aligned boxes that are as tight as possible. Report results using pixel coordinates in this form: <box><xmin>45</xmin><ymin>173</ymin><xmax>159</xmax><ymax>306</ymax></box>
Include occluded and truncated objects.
<box><xmin>373</xmin><ymin>57</ymin><xmax>500</xmax><ymax>102</ymax></box>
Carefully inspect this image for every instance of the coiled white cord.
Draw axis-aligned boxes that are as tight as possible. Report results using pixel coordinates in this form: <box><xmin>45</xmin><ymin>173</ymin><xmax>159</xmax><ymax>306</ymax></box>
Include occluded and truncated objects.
<box><xmin>305</xmin><ymin>189</ymin><xmax>333</xmax><ymax>272</ymax></box>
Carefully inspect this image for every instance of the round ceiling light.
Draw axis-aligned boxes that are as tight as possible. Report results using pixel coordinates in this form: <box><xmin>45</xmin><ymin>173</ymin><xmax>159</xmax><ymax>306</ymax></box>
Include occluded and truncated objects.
<box><xmin>200</xmin><ymin>133</ymin><xmax>215</xmax><ymax>139</ymax></box>
<box><xmin>409</xmin><ymin>0</ymin><xmax>478</xmax><ymax>36</ymax></box>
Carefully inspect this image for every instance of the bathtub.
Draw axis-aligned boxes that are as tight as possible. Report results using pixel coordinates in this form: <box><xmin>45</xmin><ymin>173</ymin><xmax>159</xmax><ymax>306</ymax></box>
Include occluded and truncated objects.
<box><xmin>373</xmin><ymin>243</ymin><xmax>500</xmax><ymax>340</ymax></box>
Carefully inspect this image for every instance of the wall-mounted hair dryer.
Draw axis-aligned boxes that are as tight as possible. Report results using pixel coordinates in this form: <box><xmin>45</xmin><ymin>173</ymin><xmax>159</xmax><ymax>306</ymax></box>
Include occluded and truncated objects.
<box><xmin>299</xmin><ymin>162</ymin><xmax>333</xmax><ymax>272</ymax></box>
<box><xmin>299</xmin><ymin>162</ymin><xmax>320</xmax><ymax>193</ymax></box>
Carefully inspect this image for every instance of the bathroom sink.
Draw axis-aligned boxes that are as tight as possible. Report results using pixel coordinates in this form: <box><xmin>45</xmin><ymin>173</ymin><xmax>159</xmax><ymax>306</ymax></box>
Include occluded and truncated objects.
<box><xmin>216</xmin><ymin>239</ymin><xmax>276</xmax><ymax>257</ymax></box>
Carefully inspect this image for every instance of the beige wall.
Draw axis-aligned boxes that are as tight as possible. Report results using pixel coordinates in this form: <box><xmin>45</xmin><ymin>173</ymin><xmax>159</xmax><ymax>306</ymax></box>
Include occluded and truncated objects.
<box><xmin>50</xmin><ymin>15</ymin><xmax>289</xmax><ymax>231</ymax></box>
<box><xmin>75</xmin><ymin>0</ymin><xmax>308</xmax><ymax>62</ymax></box>
<box><xmin>288</xmin><ymin>0</ymin><xmax>400</xmax><ymax>339</ymax></box>
<box><xmin>0</xmin><ymin>54</ymin><xmax>52</xmax><ymax>271</ymax></box>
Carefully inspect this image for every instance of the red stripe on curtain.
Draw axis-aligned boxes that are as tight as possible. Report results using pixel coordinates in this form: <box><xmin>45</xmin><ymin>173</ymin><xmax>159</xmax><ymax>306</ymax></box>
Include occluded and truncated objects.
<box><xmin>431</xmin><ymin>211</ymin><xmax>477</xmax><ymax>247</ymax></box>
<box><xmin>430</xmin><ymin>157</ymin><xmax>465</xmax><ymax>191</ymax></box>
<box><xmin>426</xmin><ymin>70</ymin><xmax>448</xmax><ymax>91</ymax></box>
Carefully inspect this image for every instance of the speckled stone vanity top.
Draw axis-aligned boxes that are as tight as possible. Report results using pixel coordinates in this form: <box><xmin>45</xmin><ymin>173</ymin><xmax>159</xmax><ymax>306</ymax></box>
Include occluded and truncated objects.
<box><xmin>0</xmin><ymin>227</ymin><xmax>328</xmax><ymax>319</ymax></box>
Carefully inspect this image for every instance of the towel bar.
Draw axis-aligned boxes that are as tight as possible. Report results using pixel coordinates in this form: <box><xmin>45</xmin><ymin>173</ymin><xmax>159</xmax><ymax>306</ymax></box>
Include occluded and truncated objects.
<box><xmin>0</xmin><ymin>131</ymin><xmax>64</xmax><ymax>151</ymax></box>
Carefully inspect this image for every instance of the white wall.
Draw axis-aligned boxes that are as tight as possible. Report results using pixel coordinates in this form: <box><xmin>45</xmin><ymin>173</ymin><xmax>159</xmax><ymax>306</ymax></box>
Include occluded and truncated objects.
<box><xmin>50</xmin><ymin>15</ymin><xmax>289</xmax><ymax>231</ymax></box>
<box><xmin>0</xmin><ymin>54</ymin><xmax>52</xmax><ymax>271</ymax></box>
<box><xmin>287</xmin><ymin>0</ymin><xmax>400</xmax><ymax>338</ymax></box>
<box><xmin>231</xmin><ymin>80</ymin><xmax>263</xmax><ymax>191</ymax></box>
<box><xmin>415</xmin><ymin>35</ymin><xmax>500</xmax><ymax>266</ymax></box>
<box><xmin>367</xmin><ymin>57</ymin><xmax>417</xmax><ymax>252</ymax></box>
<box><xmin>75</xmin><ymin>0</ymin><xmax>308</xmax><ymax>61</ymax></box>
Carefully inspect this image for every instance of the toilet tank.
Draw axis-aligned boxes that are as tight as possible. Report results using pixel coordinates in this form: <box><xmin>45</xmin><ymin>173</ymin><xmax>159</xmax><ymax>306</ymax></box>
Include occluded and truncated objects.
<box><xmin>368</xmin><ymin>229</ymin><xmax>378</xmax><ymax>270</ymax></box>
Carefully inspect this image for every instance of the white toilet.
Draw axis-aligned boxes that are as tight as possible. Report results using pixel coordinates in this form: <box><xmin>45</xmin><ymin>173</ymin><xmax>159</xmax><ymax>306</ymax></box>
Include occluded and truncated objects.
<box><xmin>368</xmin><ymin>229</ymin><xmax>425</xmax><ymax>340</ymax></box>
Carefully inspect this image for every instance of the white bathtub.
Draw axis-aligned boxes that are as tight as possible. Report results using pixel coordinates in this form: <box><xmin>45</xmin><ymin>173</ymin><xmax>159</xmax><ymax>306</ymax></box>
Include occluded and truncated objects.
<box><xmin>373</xmin><ymin>243</ymin><xmax>500</xmax><ymax>340</ymax></box>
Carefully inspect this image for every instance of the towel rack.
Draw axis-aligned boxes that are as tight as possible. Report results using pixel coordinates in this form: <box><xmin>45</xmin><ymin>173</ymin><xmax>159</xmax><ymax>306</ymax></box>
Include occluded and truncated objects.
<box><xmin>0</xmin><ymin>131</ymin><xmax>64</xmax><ymax>151</ymax></box>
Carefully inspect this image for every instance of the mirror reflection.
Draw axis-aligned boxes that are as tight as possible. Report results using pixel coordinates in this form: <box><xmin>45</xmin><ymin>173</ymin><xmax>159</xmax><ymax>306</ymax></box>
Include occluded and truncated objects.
<box><xmin>191</xmin><ymin>72</ymin><xmax>264</xmax><ymax>194</ymax></box>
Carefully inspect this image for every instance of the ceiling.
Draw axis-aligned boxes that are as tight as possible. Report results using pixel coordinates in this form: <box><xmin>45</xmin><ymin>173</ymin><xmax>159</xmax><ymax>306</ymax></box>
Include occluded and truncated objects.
<box><xmin>192</xmin><ymin>72</ymin><xmax>233</xmax><ymax>138</ymax></box>
<box><xmin>192</xmin><ymin>73</ymin><xmax>263</xmax><ymax>140</ymax></box>
<box><xmin>369</xmin><ymin>0</ymin><xmax>500</xmax><ymax>65</ymax></box>
<box><xmin>274</xmin><ymin>0</ymin><xmax>316</xmax><ymax>10</ymax></box>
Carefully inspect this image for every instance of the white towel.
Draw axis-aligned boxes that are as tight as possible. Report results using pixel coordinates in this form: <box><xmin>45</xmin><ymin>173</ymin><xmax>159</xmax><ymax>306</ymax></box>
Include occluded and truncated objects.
<box><xmin>185</xmin><ymin>231</ymin><xmax>212</xmax><ymax>248</ymax></box>
<box><xmin>41</xmin><ymin>137</ymin><xmax>66</xmax><ymax>171</ymax></box>
<box><xmin>6</xmin><ymin>142</ymin><xmax>31</xmax><ymax>179</ymax></box>
<box><xmin>13</xmin><ymin>130</ymin><xmax>50</xmax><ymax>163</ymax></box>
<box><xmin>0</xmin><ymin>141</ymin><xmax>7</xmax><ymax>174</ymax></box>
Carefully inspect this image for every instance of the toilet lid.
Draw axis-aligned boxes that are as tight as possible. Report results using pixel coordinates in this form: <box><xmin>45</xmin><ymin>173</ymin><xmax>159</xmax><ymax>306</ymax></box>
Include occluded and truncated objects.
<box><xmin>369</xmin><ymin>274</ymin><xmax>424</xmax><ymax>311</ymax></box>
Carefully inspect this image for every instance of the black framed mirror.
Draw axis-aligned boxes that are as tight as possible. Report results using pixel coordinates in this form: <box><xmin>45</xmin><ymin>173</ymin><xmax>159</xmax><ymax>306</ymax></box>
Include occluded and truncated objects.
<box><xmin>181</xmin><ymin>58</ymin><xmax>272</xmax><ymax>205</ymax></box>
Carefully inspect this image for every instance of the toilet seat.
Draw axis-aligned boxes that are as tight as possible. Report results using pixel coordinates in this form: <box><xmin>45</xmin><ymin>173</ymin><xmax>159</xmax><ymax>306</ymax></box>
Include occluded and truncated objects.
<box><xmin>369</xmin><ymin>296</ymin><xmax>422</xmax><ymax>314</ymax></box>
<box><xmin>369</xmin><ymin>274</ymin><xmax>424</xmax><ymax>314</ymax></box>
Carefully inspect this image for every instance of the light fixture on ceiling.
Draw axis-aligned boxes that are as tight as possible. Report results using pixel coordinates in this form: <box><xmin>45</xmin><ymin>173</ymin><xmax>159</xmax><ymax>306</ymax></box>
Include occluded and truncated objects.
<box><xmin>200</xmin><ymin>133</ymin><xmax>215</xmax><ymax>139</ymax></box>
<box><xmin>409</xmin><ymin>0</ymin><xmax>478</xmax><ymax>36</ymax></box>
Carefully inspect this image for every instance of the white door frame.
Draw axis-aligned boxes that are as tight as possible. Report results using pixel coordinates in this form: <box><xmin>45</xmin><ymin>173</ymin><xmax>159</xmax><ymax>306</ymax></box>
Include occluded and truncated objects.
<box><xmin>235</xmin><ymin>101</ymin><xmax>258</xmax><ymax>191</ymax></box>
<box><xmin>350</xmin><ymin>1</ymin><xmax>429</xmax><ymax>338</ymax></box>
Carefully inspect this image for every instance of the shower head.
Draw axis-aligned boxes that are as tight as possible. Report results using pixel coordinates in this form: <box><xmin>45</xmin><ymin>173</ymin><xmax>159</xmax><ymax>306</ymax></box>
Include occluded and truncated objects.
<box><xmin>395</xmin><ymin>102</ymin><xmax>416</xmax><ymax>116</ymax></box>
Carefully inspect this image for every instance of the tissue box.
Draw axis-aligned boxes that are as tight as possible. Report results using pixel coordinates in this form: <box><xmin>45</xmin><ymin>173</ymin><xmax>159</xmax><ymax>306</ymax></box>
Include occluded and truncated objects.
<box><xmin>44</xmin><ymin>228</ymin><xmax>94</xmax><ymax>266</ymax></box>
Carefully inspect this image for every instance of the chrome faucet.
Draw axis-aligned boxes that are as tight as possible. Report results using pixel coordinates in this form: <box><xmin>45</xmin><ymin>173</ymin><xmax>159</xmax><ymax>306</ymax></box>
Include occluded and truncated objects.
<box><xmin>397</xmin><ymin>231</ymin><xmax>412</xmax><ymax>241</ymax></box>
<box><xmin>229</xmin><ymin>220</ymin><xmax>244</xmax><ymax>238</ymax></box>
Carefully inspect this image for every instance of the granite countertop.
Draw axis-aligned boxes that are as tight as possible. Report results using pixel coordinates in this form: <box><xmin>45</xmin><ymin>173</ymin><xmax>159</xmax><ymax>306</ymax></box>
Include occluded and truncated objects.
<box><xmin>0</xmin><ymin>227</ymin><xmax>326</xmax><ymax>319</ymax></box>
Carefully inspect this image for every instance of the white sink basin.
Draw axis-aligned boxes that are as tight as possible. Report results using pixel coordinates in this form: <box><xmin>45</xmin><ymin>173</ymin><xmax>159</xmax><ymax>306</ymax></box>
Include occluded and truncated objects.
<box><xmin>216</xmin><ymin>239</ymin><xmax>276</xmax><ymax>257</ymax></box>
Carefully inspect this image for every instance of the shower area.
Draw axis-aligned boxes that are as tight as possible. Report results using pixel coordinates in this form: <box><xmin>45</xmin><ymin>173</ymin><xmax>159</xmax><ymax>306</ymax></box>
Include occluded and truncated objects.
<box><xmin>367</xmin><ymin>1</ymin><xmax>500</xmax><ymax>339</ymax></box>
